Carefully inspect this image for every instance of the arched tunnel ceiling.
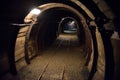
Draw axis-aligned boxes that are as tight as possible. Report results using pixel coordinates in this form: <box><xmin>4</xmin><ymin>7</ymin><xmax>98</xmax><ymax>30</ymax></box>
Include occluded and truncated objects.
<box><xmin>25</xmin><ymin>3</ymin><xmax>87</xmax><ymax>23</ymax></box>
<box><xmin>0</xmin><ymin>1</ymin><xmax>119</xmax><ymax>80</ymax></box>
<box><xmin>0</xmin><ymin>0</ymin><xmax>118</xmax><ymax>24</ymax></box>
<box><xmin>70</xmin><ymin>0</ymin><xmax>95</xmax><ymax>20</ymax></box>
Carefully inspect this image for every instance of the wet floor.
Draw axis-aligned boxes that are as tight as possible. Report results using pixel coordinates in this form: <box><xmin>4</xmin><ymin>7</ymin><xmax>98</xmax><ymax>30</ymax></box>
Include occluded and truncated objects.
<box><xmin>15</xmin><ymin>34</ymin><xmax>89</xmax><ymax>80</ymax></box>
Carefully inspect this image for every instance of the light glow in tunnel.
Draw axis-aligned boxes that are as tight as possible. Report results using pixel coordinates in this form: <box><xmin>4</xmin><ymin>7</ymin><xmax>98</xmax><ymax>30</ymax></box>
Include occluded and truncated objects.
<box><xmin>30</xmin><ymin>8</ymin><xmax>41</xmax><ymax>15</ymax></box>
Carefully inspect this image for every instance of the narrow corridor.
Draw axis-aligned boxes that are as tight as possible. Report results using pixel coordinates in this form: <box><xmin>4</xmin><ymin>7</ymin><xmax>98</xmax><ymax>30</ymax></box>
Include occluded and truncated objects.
<box><xmin>15</xmin><ymin>34</ymin><xmax>89</xmax><ymax>80</ymax></box>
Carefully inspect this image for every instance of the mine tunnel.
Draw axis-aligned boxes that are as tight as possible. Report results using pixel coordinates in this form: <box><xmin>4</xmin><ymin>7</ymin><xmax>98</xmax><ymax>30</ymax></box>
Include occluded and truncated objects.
<box><xmin>0</xmin><ymin>0</ymin><xmax>120</xmax><ymax>80</ymax></box>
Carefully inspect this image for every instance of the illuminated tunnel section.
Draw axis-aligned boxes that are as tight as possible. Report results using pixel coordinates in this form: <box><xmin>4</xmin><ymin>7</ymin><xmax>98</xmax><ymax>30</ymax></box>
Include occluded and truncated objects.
<box><xmin>14</xmin><ymin>3</ymin><xmax>94</xmax><ymax>80</ymax></box>
<box><xmin>1</xmin><ymin>0</ymin><xmax>120</xmax><ymax>80</ymax></box>
<box><xmin>21</xmin><ymin>3</ymin><xmax>93</xmax><ymax>64</ymax></box>
<box><xmin>58</xmin><ymin>17</ymin><xmax>79</xmax><ymax>34</ymax></box>
<box><xmin>28</xmin><ymin>8</ymin><xmax>87</xmax><ymax>54</ymax></box>
<box><xmin>13</xmin><ymin>2</ymin><xmax>112</xmax><ymax>80</ymax></box>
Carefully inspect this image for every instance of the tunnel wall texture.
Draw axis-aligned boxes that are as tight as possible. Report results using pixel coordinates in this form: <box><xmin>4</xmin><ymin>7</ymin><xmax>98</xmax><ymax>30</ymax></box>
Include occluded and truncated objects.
<box><xmin>111</xmin><ymin>38</ymin><xmax>120</xmax><ymax>80</ymax></box>
<box><xmin>21</xmin><ymin>2</ymin><xmax>106</xmax><ymax>80</ymax></box>
<box><xmin>0</xmin><ymin>0</ymin><xmax>119</xmax><ymax>80</ymax></box>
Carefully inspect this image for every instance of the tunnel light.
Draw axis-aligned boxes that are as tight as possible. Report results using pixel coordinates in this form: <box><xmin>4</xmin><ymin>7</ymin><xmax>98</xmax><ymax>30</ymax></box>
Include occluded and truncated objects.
<box><xmin>30</xmin><ymin>8</ymin><xmax>41</xmax><ymax>15</ymax></box>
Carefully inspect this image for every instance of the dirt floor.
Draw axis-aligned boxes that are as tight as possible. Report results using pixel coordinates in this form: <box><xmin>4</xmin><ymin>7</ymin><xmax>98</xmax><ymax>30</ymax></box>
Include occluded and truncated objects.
<box><xmin>14</xmin><ymin>34</ymin><xmax>89</xmax><ymax>80</ymax></box>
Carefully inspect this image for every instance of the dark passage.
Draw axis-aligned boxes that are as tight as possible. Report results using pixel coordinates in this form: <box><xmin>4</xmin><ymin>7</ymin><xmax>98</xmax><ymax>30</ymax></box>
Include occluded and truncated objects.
<box><xmin>1</xmin><ymin>0</ymin><xmax>120</xmax><ymax>80</ymax></box>
<box><xmin>15</xmin><ymin>34</ymin><xmax>89</xmax><ymax>80</ymax></box>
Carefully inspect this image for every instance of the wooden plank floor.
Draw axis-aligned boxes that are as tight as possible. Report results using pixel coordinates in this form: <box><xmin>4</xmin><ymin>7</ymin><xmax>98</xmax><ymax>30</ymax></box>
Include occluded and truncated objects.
<box><xmin>15</xmin><ymin>34</ymin><xmax>89</xmax><ymax>80</ymax></box>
